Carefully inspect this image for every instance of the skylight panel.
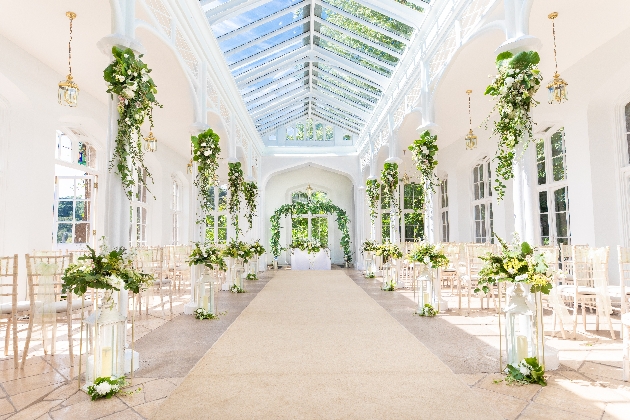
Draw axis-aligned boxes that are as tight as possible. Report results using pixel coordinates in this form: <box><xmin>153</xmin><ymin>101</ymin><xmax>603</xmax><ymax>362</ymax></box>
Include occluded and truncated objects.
<box><xmin>212</xmin><ymin>0</ymin><xmax>301</xmax><ymax>37</ymax></box>
<box><xmin>314</xmin><ymin>63</ymin><xmax>382</xmax><ymax>96</ymax></box>
<box><xmin>225</xmin><ymin>23</ymin><xmax>309</xmax><ymax>64</ymax></box>
<box><xmin>314</xmin><ymin>82</ymin><xmax>373</xmax><ymax>110</ymax></box>
<box><xmin>315</xmin><ymin>38</ymin><xmax>392</xmax><ymax>76</ymax></box>
<box><xmin>246</xmin><ymin>74</ymin><xmax>308</xmax><ymax>103</ymax></box>
<box><xmin>394</xmin><ymin>0</ymin><xmax>426</xmax><ymax>13</ymax></box>
<box><xmin>320</xmin><ymin>0</ymin><xmax>414</xmax><ymax>40</ymax></box>
<box><xmin>243</xmin><ymin>65</ymin><xmax>306</xmax><ymax>94</ymax></box>
<box><xmin>313</xmin><ymin>71</ymin><xmax>378</xmax><ymax>103</ymax></box>
<box><xmin>319</xmin><ymin>9</ymin><xmax>406</xmax><ymax>54</ymax></box>
<box><xmin>232</xmin><ymin>39</ymin><xmax>307</xmax><ymax>76</ymax></box>
<box><xmin>315</xmin><ymin>100</ymin><xmax>365</xmax><ymax>122</ymax></box>
<box><xmin>317</xmin><ymin>25</ymin><xmax>399</xmax><ymax>66</ymax></box>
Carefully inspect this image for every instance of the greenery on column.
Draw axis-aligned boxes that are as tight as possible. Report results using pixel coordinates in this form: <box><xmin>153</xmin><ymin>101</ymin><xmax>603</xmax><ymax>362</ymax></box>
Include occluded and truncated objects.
<box><xmin>485</xmin><ymin>51</ymin><xmax>543</xmax><ymax>200</ymax></box>
<box><xmin>227</xmin><ymin>162</ymin><xmax>244</xmax><ymax>237</ymax></box>
<box><xmin>191</xmin><ymin>128</ymin><xmax>221</xmax><ymax>214</ymax></box>
<box><xmin>104</xmin><ymin>46</ymin><xmax>161</xmax><ymax>199</ymax></box>
<box><xmin>242</xmin><ymin>181</ymin><xmax>258</xmax><ymax>230</ymax></box>
<box><xmin>408</xmin><ymin>130</ymin><xmax>439</xmax><ymax>203</ymax></box>
<box><xmin>366</xmin><ymin>179</ymin><xmax>381</xmax><ymax>223</ymax></box>
<box><xmin>381</xmin><ymin>162</ymin><xmax>399</xmax><ymax>220</ymax></box>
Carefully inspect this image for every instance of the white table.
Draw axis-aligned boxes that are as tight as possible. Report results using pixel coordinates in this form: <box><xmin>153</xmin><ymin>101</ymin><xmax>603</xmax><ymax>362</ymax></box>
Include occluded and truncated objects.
<box><xmin>290</xmin><ymin>249</ymin><xmax>331</xmax><ymax>270</ymax></box>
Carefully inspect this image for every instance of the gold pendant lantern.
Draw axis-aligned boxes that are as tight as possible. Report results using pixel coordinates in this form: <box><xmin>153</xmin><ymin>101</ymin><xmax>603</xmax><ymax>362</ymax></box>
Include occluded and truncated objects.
<box><xmin>144</xmin><ymin>131</ymin><xmax>157</xmax><ymax>153</ymax></box>
<box><xmin>58</xmin><ymin>12</ymin><xmax>79</xmax><ymax>107</ymax></box>
<box><xmin>465</xmin><ymin>90</ymin><xmax>477</xmax><ymax>150</ymax></box>
<box><xmin>547</xmin><ymin>12</ymin><xmax>568</xmax><ymax>104</ymax></box>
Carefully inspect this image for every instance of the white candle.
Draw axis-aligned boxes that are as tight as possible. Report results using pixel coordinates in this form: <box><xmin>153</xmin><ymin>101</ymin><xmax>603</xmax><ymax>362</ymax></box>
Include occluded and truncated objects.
<box><xmin>516</xmin><ymin>335</ymin><xmax>528</xmax><ymax>362</ymax></box>
<box><xmin>202</xmin><ymin>295</ymin><xmax>209</xmax><ymax>310</ymax></box>
<box><xmin>423</xmin><ymin>292</ymin><xmax>430</xmax><ymax>306</ymax></box>
<box><xmin>101</xmin><ymin>347</ymin><xmax>112</xmax><ymax>377</ymax></box>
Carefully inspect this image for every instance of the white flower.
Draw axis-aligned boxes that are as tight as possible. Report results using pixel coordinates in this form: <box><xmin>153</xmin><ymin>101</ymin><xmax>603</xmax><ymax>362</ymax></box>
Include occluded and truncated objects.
<box><xmin>515</xmin><ymin>274</ymin><xmax>527</xmax><ymax>281</ymax></box>
<box><xmin>423</xmin><ymin>256</ymin><xmax>430</xmax><ymax>264</ymax></box>
<box><xmin>95</xmin><ymin>382</ymin><xmax>112</xmax><ymax>395</ymax></box>
<box><xmin>108</xmin><ymin>276</ymin><xmax>124</xmax><ymax>290</ymax></box>
<box><xmin>125</xmin><ymin>118</ymin><xmax>131</xmax><ymax>124</ymax></box>
<box><xmin>115</xmin><ymin>74</ymin><xmax>126</xmax><ymax>82</ymax></box>
<box><xmin>519</xmin><ymin>364</ymin><xmax>531</xmax><ymax>376</ymax></box>
<box><xmin>128</xmin><ymin>83</ymin><xmax>137</xmax><ymax>92</ymax></box>
<box><xmin>499</xmin><ymin>86</ymin><xmax>507</xmax><ymax>95</ymax></box>
<box><xmin>505</xmin><ymin>77</ymin><xmax>515</xmax><ymax>86</ymax></box>
<box><xmin>123</xmin><ymin>87</ymin><xmax>135</xmax><ymax>98</ymax></box>
<box><xmin>201</xmin><ymin>143</ymin><xmax>207</xmax><ymax>147</ymax></box>
<box><xmin>127</xmin><ymin>70</ymin><xmax>132</xmax><ymax>75</ymax></box>
<box><xmin>141</xmin><ymin>73</ymin><xmax>150</xmax><ymax>82</ymax></box>
<box><xmin>123</xmin><ymin>54</ymin><xmax>129</xmax><ymax>58</ymax></box>
<box><xmin>203</xmin><ymin>150</ymin><xmax>211</xmax><ymax>156</ymax></box>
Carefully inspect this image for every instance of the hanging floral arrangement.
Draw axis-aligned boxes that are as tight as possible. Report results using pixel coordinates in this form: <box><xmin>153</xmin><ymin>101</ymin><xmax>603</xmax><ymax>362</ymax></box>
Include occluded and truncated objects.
<box><xmin>242</xmin><ymin>181</ymin><xmax>258</xmax><ymax>230</ymax></box>
<box><xmin>227</xmin><ymin>162</ymin><xmax>244</xmax><ymax>237</ymax></box>
<box><xmin>104</xmin><ymin>46</ymin><xmax>161</xmax><ymax>199</ymax></box>
<box><xmin>485</xmin><ymin>51</ymin><xmax>543</xmax><ymax>200</ymax></box>
<box><xmin>381</xmin><ymin>163</ymin><xmax>399</xmax><ymax>217</ymax></box>
<box><xmin>408</xmin><ymin>130</ymin><xmax>439</xmax><ymax>201</ymax></box>
<box><xmin>191</xmin><ymin>128</ymin><xmax>221</xmax><ymax>213</ymax></box>
<box><xmin>366</xmin><ymin>179</ymin><xmax>381</xmax><ymax>223</ymax></box>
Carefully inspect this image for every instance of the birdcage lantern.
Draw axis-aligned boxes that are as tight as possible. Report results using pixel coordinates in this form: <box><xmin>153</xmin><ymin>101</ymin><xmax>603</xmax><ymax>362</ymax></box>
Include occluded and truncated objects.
<box><xmin>196</xmin><ymin>268</ymin><xmax>216</xmax><ymax>314</ymax></box>
<box><xmin>504</xmin><ymin>283</ymin><xmax>538</xmax><ymax>365</ymax></box>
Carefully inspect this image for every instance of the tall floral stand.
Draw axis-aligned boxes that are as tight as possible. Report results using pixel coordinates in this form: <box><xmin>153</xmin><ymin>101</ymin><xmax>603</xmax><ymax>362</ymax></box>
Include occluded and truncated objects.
<box><xmin>363</xmin><ymin>251</ymin><xmax>374</xmax><ymax>276</ymax></box>
<box><xmin>196</xmin><ymin>268</ymin><xmax>216</xmax><ymax>315</ymax></box>
<box><xmin>234</xmin><ymin>259</ymin><xmax>245</xmax><ymax>288</ymax></box>
<box><xmin>81</xmin><ymin>290</ymin><xmax>139</xmax><ymax>387</ymax></box>
<box><xmin>413</xmin><ymin>263</ymin><xmax>433</xmax><ymax>312</ymax></box>
<box><xmin>222</xmin><ymin>257</ymin><xmax>234</xmax><ymax>291</ymax></box>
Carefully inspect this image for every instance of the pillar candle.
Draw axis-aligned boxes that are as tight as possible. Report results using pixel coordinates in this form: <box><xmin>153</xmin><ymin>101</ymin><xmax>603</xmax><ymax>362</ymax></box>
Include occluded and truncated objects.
<box><xmin>202</xmin><ymin>295</ymin><xmax>209</xmax><ymax>311</ymax></box>
<box><xmin>101</xmin><ymin>347</ymin><xmax>113</xmax><ymax>377</ymax></box>
<box><xmin>516</xmin><ymin>335</ymin><xmax>528</xmax><ymax>362</ymax></box>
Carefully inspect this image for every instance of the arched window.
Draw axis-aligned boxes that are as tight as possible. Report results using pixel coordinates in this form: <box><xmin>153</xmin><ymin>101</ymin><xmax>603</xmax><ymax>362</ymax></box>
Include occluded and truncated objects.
<box><xmin>536</xmin><ymin>127</ymin><xmax>570</xmax><ymax>246</ymax></box>
<box><xmin>296</xmin><ymin>122</ymin><xmax>304</xmax><ymax>141</ymax></box>
<box><xmin>171</xmin><ymin>178</ymin><xmax>181</xmax><ymax>245</ymax></box>
<box><xmin>205</xmin><ymin>184</ymin><xmax>228</xmax><ymax>244</ymax></box>
<box><xmin>304</xmin><ymin>119</ymin><xmax>313</xmax><ymax>140</ymax></box>
<box><xmin>78</xmin><ymin>141</ymin><xmax>97</xmax><ymax>169</ymax></box>
<box><xmin>290</xmin><ymin>189</ymin><xmax>329</xmax><ymax>247</ymax></box>
<box><xmin>471</xmin><ymin>159</ymin><xmax>493</xmax><ymax>243</ymax></box>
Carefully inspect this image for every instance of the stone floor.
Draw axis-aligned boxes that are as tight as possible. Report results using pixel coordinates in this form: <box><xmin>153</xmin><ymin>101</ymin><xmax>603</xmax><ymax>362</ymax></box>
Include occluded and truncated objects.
<box><xmin>0</xmin><ymin>268</ymin><xmax>628</xmax><ymax>419</ymax></box>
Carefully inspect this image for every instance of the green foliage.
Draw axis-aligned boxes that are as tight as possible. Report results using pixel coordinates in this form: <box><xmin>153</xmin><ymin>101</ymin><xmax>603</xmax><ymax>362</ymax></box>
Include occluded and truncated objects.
<box><xmin>86</xmin><ymin>376</ymin><xmax>128</xmax><ymax>401</ymax></box>
<box><xmin>270</xmin><ymin>194</ymin><xmax>352</xmax><ymax>262</ymax></box>
<box><xmin>104</xmin><ymin>46</ymin><xmax>161</xmax><ymax>199</ymax></box>
<box><xmin>366</xmin><ymin>179</ymin><xmax>381</xmax><ymax>222</ymax></box>
<box><xmin>227</xmin><ymin>162</ymin><xmax>244</xmax><ymax>237</ymax></box>
<box><xmin>191</xmin><ymin>128</ymin><xmax>221</xmax><ymax>214</ymax></box>
<box><xmin>245</xmin><ymin>273</ymin><xmax>257</xmax><ymax>281</ymax></box>
<box><xmin>383</xmin><ymin>280</ymin><xmax>396</xmax><ymax>291</ymax></box>
<box><xmin>290</xmin><ymin>239</ymin><xmax>327</xmax><ymax>254</ymax></box>
<box><xmin>230</xmin><ymin>284</ymin><xmax>245</xmax><ymax>293</ymax></box>
<box><xmin>249</xmin><ymin>240</ymin><xmax>265</xmax><ymax>257</ymax></box>
<box><xmin>61</xmin><ymin>245</ymin><xmax>153</xmax><ymax>296</ymax></box>
<box><xmin>505</xmin><ymin>357</ymin><xmax>547</xmax><ymax>386</ymax></box>
<box><xmin>360</xmin><ymin>240</ymin><xmax>378</xmax><ymax>253</ymax></box>
<box><xmin>194</xmin><ymin>308</ymin><xmax>218</xmax><ymax>320</ymax></box>
<box><xmin>242</xmin><ymin>181</ymin><xmax>258</xmax><ymax>230</ymax></box>
<box><xmin>475</xmin><ymin>234</ymin><xmax>553</xmax><ymax>295</ymax></box>
<box><xmin>381</xmin><ymin>163</ymin><xmax>399</xmax><ymax>217</ymax></box>
<box><xmin>407</xmin><ymin>242</ymin><xmax>449</xmax><ymax>268</ymax></box>
<box><xmin>365</xmin><ymin>272</ymin><xmax>375</xmax><ymax>278</ymax></box>
<box><xmin>416</xmin><ymin>303</ymin><xmax>438</xmax><ymax>317</ymax></box>
<box><xmin>485</xmin><ymin>51</ymin><xmax>543</xmax><ymax>200</ymax></box>
<box><xmin>222</xmin><ymin>239</ymin><xmax>254</xmax><ymax>263</ymax></box>
<box><xmin>408</xmin><ymin>131</ymin><xmax>439</xmax><ymax>199</ymax></box>
<box><xmin>188</xmin><ymin>242</ymin><xmax>226</xmax><ymax>271</ymax></box>
<box><xmin>375</xmin><ymin>242</ymin><xmax>403</xmax><ymax>262</ymax></box>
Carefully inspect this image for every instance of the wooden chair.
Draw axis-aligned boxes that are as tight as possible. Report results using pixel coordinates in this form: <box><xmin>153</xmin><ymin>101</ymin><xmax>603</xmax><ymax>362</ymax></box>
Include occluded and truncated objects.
<box><xmin>463</xmin><ymin>243</ymin><xmax>494</xmax><ymax>310</ymax></box>
<box><xmin>614</xmin><ymin>246</ymin><xmax>630</xmax><ymax>316</ymax></box>
<box><xmin>136</xmin><ymin>247</ymin><xmax>172</xmax><ymax>316</ymax></box>
<box><xmin>0</xmin><ymin>255</ymin><xmax>21</xmax><ymax>368</ymax></box>
<box><xmin>440</xmin><ymin>243</ymin><xmax>462</xmax><ymax>301</ymax></box>
<box><xmin>23</xmin><ymin>254</ymin><xmax>92</xmax><ymax>367</ymax></box>
<box><xmin>165</xmin><ymin>245</ymin><xmax>191</xmax><ymax>292</ymax></box>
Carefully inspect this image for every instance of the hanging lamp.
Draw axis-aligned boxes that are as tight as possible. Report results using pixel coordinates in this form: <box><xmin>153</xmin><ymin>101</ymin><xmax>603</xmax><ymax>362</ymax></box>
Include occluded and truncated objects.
<box><xmin>305</xmin><ymin>184</ymin><xmax>313</xmax><ymax>199</ymax></box>
<box><xmin>547</xmin><ymin>12</ymin><xmax>568</xmax><ymax>104</ymax></box>
<box><xmin>58</xmin><ymin>12</ymin><xmax>79</xmax><ymax>107</ymax></box>
<box><xmin>465</xmin><ymin>90</ymin><xmax>477</xmax><ymax>150</ymax></box>
<box><xmin>144</xmin><ymin>131</ymin><xmax>157</xmax><ymax>152</ymax></box>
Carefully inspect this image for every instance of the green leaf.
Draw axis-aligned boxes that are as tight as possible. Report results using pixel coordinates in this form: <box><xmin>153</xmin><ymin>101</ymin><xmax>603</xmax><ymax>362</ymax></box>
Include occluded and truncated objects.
<box><xmin>496</xmin><ymin>51</ymin><xmax>513</xmax><ymax>63</ymax></box>
<box><xmin>521</xmin><ymin>242</ymin><xmax>533</xmax><ymax>255</ymax></box>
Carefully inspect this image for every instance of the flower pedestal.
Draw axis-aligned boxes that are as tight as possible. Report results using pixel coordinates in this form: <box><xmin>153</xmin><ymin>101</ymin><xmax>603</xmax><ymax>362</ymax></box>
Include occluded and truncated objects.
<box><xmin>381</xmin><ymin>261</ymin><xmax>395</xmax><ymax>290</ymax></box>
<box><xmin>234</xmin><ymin>259</ymin><xmax>245</xmax><ymax>289</ymax></box>
<box><xmin>363</xmin><ymin>251</ymin><xmax>374</xmax><ymax>276</ymax></box>
<box><xmin>505</xmin><ymin>283</ymin><xmax>538</xmax><ymax>366</ymax></box>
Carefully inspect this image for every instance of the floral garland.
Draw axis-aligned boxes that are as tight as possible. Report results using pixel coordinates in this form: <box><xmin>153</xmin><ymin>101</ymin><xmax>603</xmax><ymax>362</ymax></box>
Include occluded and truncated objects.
<box><xmin>381</xmin><ymin>163</ymin><xmax>399</xmax><ymax>217</ymax></box>
<box><xmin>62</xmin><ymin>244</ymin><xmax>153</xmax><ymax>296</ymax></box>
<box><xmin>270</xmin><ymin>195</ymin><xmax>351</xmax><ymax>262</ymax></box>
<box><xmin>249</xmin><ymin>240</ymin><xmax>265</xmax><ymax>257</ymax></box>
<box><xmin>475</xmin><ymin>234</ymin><xmax>553</xmax><ymax>295</ymax></box>
<box><xmin>485</xmin><ymin>51</ymin><xmax>543</xmax><ymax>200</ymax></box>
<box><xmin>360</xmin><ymin>240</ymin><xmax>378</xmax><ymax>254</ymax></box>
<box><xmin>191</xmin><ymin>128</ymin><xmax>221</xmax><ymax>214</ymax></box>
<box><xmin>104</xmin><ymin>46</ymin><xmax>161</xmax><ymax>199</ymax></box>
<box><xmin>242</xmin><ymin>181</ymin><xmax>258</xmax><ymax>230</ymax></box>
<box><xmin>407</xmin><ymin>242</ymin><xmax>449</xmax><ymax>269</ymax></box>
<box><xmin>227</xmin><ymin>162</ymin><xmax>244</xmax><ymax>237</ymax></box>
<box><xmin>365</xmin><ymin>179</ymin><xmax>381</xmax><ymax>222</ymax></box>
<box><xmin>408</xmin><ymin>130</ymin><xmax>439</xmax><ymax>199</ymax></box>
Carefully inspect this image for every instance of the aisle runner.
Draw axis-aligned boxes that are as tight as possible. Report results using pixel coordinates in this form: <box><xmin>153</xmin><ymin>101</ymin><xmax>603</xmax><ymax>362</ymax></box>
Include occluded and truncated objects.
<box><xmin>154</xmin><ymin>271</ymin><xmax>501</xmax><ymax>419</ymax></box>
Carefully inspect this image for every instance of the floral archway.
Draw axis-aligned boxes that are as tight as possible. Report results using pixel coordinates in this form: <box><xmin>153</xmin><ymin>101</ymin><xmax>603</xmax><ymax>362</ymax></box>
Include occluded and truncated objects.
<box><xmin>270</xmin><ymin>195</ymin><xmax>351</xmax><ymax>262</ymax></box>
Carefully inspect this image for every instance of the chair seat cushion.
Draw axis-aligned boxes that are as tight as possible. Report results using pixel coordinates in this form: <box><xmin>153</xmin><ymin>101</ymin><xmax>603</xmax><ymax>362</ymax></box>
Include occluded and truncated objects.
<box><xmin>607</xmin><ymin>286</ymin><xmax>630</xmax><ymax>297</ymax></box>
<box><xmin>0</xmin><ymin>301</ymin><xmax>31</xmax><ymax>314</ymax></box>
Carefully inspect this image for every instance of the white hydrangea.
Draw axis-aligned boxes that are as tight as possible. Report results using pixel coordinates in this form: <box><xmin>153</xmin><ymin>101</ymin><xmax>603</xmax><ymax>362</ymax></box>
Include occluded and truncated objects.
<box><xmin>95</xmin><ymin>381</ymin><xmax>112</xmax><ymax>395</ymax></box>
<box><xmin>518</xmin><ymin>363</ymin><xmax>531</xmax><ymax>376</ymax></box>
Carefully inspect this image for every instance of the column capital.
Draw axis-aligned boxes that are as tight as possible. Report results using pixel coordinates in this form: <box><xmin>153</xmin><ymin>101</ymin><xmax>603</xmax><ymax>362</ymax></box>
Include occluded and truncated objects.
<box><xmin>190</xmin><ymin>122</ymin><xmax>210</xmax><ymax>135</ymax></box>
<box><xmin>416</xmin><ymin>122</ymin><xmax>440</xmax><ymax>136</ymax></box>
<box><xmin>97</xmin><ymin>34</ymin><xmax>145</xmax><ymax>56</ymax></box>
<box><xmin>385</xmin><ymin>157</ymin><xmax>403</xmax><ymax>165</ymax></box>
<box><xmin>495</xmin><ymin>35</ymin><xmax>541</xmax><ymax>55</ymax></box>
<box><xmin>367</xmin><ymin>175</ymin><xmax>377</xmax><ymax>181</ymax></box>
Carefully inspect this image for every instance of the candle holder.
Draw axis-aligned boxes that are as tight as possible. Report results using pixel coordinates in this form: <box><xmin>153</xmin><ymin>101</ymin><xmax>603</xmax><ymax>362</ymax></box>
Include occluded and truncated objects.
<box><xmin>504</xmin><ymin>283</ymin><xmax>538</xmax><ymax>366</ymax></box>
<box><xmin>414</xmin><ymin>263</ymin><xmax>434</xmax><ymax>312</ymax></box>
<box><xmin>196</xmin><ymin>268</ymin><xmax>216</xmax><ymax>315</ymax></box>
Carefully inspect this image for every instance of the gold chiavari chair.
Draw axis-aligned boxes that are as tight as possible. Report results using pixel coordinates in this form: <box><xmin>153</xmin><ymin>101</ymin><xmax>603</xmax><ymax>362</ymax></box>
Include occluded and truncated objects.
<box><xmin>463</xmin><ymin>243</ymin><xmax>495</xmax><ymax>310</ymax></box>
<box><xmin>136</xmin><ymin>247</ymin><xmax>172</xmax><ymax>316</ymax></box>
<box><xmin>0</xmin><ymin>255</ymin><xmax>22</xmax><ymax>368</ymax></box>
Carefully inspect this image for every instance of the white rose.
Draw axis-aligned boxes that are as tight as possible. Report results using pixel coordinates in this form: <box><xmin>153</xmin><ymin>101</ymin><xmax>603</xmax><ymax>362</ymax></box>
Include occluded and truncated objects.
<box><xmin>499</xmin><ymin>86</ymin><xmax>507</xmax><ymax>95</ymax></box>
<box><xmin>519</xmin><ymin>365</ymin><xmax>530</xmax><ymax>376</ymax></box>
<box><xmin>115</xmin><ymin>75</ymin><xmax>126</xmax><ymax>82</ymax></box>
<box><xmin>204</xmin><ymin>150</ymin><xmax>211</xmax><ymax>156</ymax></box>
<box><xmin>141</xmin><ymin>74</ymin><xmax>149</xmax><ymax>82</ymax></box>
<box><xmin>123</xmin><ymin>87</ymin><xmax>135</xmax><ymax>98</ymax></box>
<box><xmin>123</xmin><ymin>54</ymin><xmax>129</xmax><ymax>58</ymax></box>
<box><xmin>505</xmin><ymin>77</ymin><xmax>515</xmax><ymax>86</ymax></box>
<box><xmin>95</xmin><ymin>382</ymin><xmax>112</xmax><ymax>395</ymax></box>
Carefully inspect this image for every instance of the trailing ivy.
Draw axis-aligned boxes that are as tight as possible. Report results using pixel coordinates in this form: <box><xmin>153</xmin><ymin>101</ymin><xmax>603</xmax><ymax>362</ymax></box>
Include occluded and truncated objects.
<box><xmin>104</xmin><ymin>46</ymin><xmax>161</xmax><ymax>199</ymax></box>
<box><xmin>242</xmin><ymin>181</ymin><xmax>258</xmax><ymax>230</ymax></box>
<box><xmin>270</xmin><ymin>195</ymin><xmax>352</xmax><ymax>262</ymax></box>
<box><xmin>366</xmin><ymin>179</ymin><xmax>381</xmax><ymax>223</ymax></box>
<box><xmin>408</xmin><ymin>130</ymin><xmax>439</xmax><ymax>202</ymax></box>
<box><xmin>381</xmin><ymin>162</ymin><xmax>399</xmax><ymax>218</ymax></box>
<box><xmin>227</xmin><ymin>162</ymin><xmax>244</xmax><ymax>238</ymax></box>
<box><xmin>191</xmin><ymin>128</ymin><xmax>221</xmax><ymax>214</ymax></box>
<box><xmin>485</xmin><ymin>51</ymin><xmax>543</xmax><ymax>200</ymax></box>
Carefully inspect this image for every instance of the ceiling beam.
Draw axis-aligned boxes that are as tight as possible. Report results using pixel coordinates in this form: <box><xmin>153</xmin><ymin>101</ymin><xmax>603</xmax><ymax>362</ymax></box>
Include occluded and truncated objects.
<box><xmin>311</xmin><ymin>90</ymin><xmax>370</xmax><ymax>118</ymax></box>
<box><xmin>255</xmin><ymin>102</ymin><xmax>306</xmax><ymax>125</ymax></box>
<box><xmin>246</xmin><ymin>79</ymin><xmax>308</xmax><ymax>109</ymax></box>
<box><xmin>258</xmin><ymin>109</ymin><xmax>308</xmax><ymax>132</ymax></box>
<box><xmin>311</xmin><ymin>111</ymin><xmax>360</xmax><ymax>134</ymax></box>
<box><xmin>312</xmin><ymin>68</ymin><xmax>380</xmax><ymax>99</ymax></box>
<box><xmin>312</xmin><ymin>48</ymin><xmax>389</xmax><ymax>86</ymax></box>
<box><xmin>250</xmin><ymin>88</ymin><xmax>309</xmax><ymax>118</ymax></box>
<box><xmin>235</xmin><ymin>47</ymin><xmax>309</xmax><ymax>85</ymax></box>
<box><xmin>225</xmin><ymin>17</ymin><xmax>310</xmax><ymax>57</ymax></box>
<box><xmin>313</xmin><ymin>16</ymin><xmax>403</xmax><ymax>57</ymax></box>
<box><xmin>243</xmin><ymin>71</ymin><xmax>308</xmax><ymax>100</ymax></box>
<box><xmin>356</xmin><ymin>0</ymin><xmax>423</xmax><ymax>29</ymax></box>
<box><xmin>312</xmin><ymin>98</ymin><xmax>366</xmax><ymax>122</ymax></box>
<box><xmin>315</xmin><ymin>32</ymin><xmax>396</xmax><ymax>72</ymax></box>
<box><xmin>230</xmin><ymin>35</ymin><xmax>307</xmax><ymax>71</ymax></box>
<box><xmin>217</xmin><ymin>1</ymin><xmax>309</xmax><ymax>42</ymax></box>
<box><xmin>205</xmin><ymin>0</ymin><xmax>280</xmax><ymax>25</ymax></box>
<box><xmin>312</xmin><ymin>105</ymin><xmax>363</xmax><ymax>128</ymax></box>
<box><xmin>313</xmin><ymin>76</ymin><xmax>377</xmax><ymax>106</ymax></box>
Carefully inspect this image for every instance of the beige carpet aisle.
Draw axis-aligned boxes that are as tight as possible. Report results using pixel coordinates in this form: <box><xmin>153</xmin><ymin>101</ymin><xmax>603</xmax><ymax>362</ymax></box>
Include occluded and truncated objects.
<box><xmin>153</xmin><ymin>270</ymin><xmax>502</xmax><ymax>420</ymax></box>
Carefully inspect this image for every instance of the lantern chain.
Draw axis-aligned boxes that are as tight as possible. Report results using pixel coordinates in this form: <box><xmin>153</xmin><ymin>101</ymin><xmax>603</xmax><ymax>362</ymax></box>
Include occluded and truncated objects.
<box><xmin>68</xmin><ymin>13</ymin><xmax>74</xmax><ymax>76</ymax></box>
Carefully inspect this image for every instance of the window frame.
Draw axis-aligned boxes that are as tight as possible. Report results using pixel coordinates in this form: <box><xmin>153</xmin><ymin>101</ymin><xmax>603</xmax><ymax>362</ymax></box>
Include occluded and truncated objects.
<box><xmin>470</xmin><ymin>158</ymin><xmax>494</xmax><ymax>244</ymax></box>
<box><xmin>205</xmin><ymin>184</ymin><xmax>228</xmax><ymax>245</ymax></box>
<box><xmin>440</xmin><ymin>177</ymin><xmax>449</xmax><ymax>242</ymax></box>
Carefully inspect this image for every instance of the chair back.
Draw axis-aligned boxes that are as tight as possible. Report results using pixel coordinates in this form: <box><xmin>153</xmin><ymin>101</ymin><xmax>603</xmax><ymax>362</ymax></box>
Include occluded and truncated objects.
<box><xmin>617</xmin><ymin>246</ymin><xmax>630</xmax><ymax>314</ymax></box>
<box><xmin>136</xmin><ymin>247</ymin><xmax>164</xmax><ymax>277</ymax></box>
<box><xmin>25</xmin><ymin>254</ymin><xmax>73</xmax><ymax>304</ymax></box>
<box><xmin>0</xmin><ymin>255</ymin><xmax>18</xmax><ymax>309</ymax></box>
<box><xmin>560</xmin><ymin>244</ymin><xmax>574</xmax><ymax>279</ymax></box>
<box><xmin>465</xmin><ymin>243</ymin><xmax>493</xmax><ymax>278</ymax></box>
<box><xmin>441</xmin><ymin>242</ymin><xmax>461</xmax><ymax>270</ymax></box>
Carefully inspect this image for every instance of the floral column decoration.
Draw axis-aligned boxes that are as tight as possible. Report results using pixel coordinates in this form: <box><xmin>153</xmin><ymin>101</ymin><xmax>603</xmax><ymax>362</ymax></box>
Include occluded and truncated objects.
<box><xmin>408</xmin><ymin>130</ymin><xmax>439</xmax><ymax>204</ymax></box>
<box><xmin>191</xmin><ymin>128</ymin><xmax>221</xmax><ymax>215</ymax></box>
<box><xmin>366</xmin><ymin>179</ymin><xmax>381</xmax><ymax>225</ymax></box>
<box><xmin>228</xmin><ymin>162</ymin><xmax>244</xmax><ymax>238</ymax></box>
<box><xmin>381</xmin><ymin>163</ymin><xmax>399</xmax><ymax>242</ymax></box>
<box><xmin>104</xmin><ymin>46</ymin><xmax>161</xmax><ymax>199</ymax></box>
<box><xmin>242</xmin><ymin>181</ymin><xmax>258</xmax><ymax>230</ymax></box>
<box><xmin>484</xmin><ymin>51</ymin><xmax>543</xmax><ymax>200</ymax></box>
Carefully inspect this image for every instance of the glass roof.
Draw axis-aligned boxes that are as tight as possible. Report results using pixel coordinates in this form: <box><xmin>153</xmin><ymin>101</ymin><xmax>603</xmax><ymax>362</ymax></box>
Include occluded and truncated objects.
<box><xmin>201</xmin><ymin>0</ymin><xmax>429</xmax><ymax>139</ymax></box>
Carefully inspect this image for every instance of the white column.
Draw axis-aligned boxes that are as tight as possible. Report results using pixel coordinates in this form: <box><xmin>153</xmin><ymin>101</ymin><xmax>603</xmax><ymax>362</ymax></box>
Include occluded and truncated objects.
<box><xmin>356</xmin><ymin>185</ymin><xmax>365</xmax><ymax>270</ymax></box>
<box><xmin>386</xmin><ymin>115</ymin><xmax>402</xmax><ymax>245</ymax></box>
<box><xmin>368</xmin><ymin>135</ymin><xmax>378</xmax><ymax>241</ymax></box>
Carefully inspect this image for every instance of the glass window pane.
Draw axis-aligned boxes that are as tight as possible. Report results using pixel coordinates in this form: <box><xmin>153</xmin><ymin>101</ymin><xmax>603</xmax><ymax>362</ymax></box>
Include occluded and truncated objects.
<box><xmin>381</xmin><ymin>212</ymin><xmax>391</xmax><ymax>242</ymax></box>
<box><xmin>539</xmin><ymin>191</ymin><xmax>548</xmax><ymax>214</ymax></box>
<box><xmin>552</xmin><ymin>156</ymin><xmax>565</xmax><ymax>182</ymax></box>
<box><xmin>540</xmin><ymin>214</ymin><xmax>550</xmax><ymax>245</ymax></box>
<box><xmin>404</xmin><ymin>212</ymin><xmax>423</xmax><ymax>242</ymax></box>
<box><xmin>218</xmin><ymin>185</ymin><xmax>228</xmax><ymax>211</ymax></box>
<box><xmin>218</xmin><ymin>215</ymin><xmax>227</xmax><ymax>244</ymax></box>
<box><xmin>58</xmin><ymin>179</ymin><xmax>75</xmax><ymax>200</ymax></box>
<box><xmin>625</xmin><ymin>103</ymin><xmax>630</xmax><ymax>133</ymax></box>
<box><xmin>206</xmin><ymin>216</ymin><xmax>215</xmax><ymax>243</ymax></box>
<box><xmin>311</xmin><ymin>217</ymin><xmax>329</xmax><ymax>246</ymax></box>
<box><xmin>292</xmin><ymin>217</ymin><xmax>308</xmax><ymax>241</ymax></box>
<box><xmin>554</xmin><ymin>187</ymin><xmax>567</xmax><ymax>212</ymax></box>
<box><xmin>57</xmin><ymin>223</ymin><xmax>73</xmax><ymax>243</ymax></box>
<box><xmin>58</xmin><ymin>201</ymin><xmax>74</xmax><ymax>221</ymax></box>
<box><xmin>74</xmin><ymin>223</ymin><xmax>90</xmax><ymax>244</ymax></box>
<box><xmin>75</xmin><ymin>179</ymin><xmax>91</xmax><ymax>199</ymax></box>
<box><xmin>74</xmin><ymin>201</ymin><xmax>89</xmax><ymax>222</ymax></box>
